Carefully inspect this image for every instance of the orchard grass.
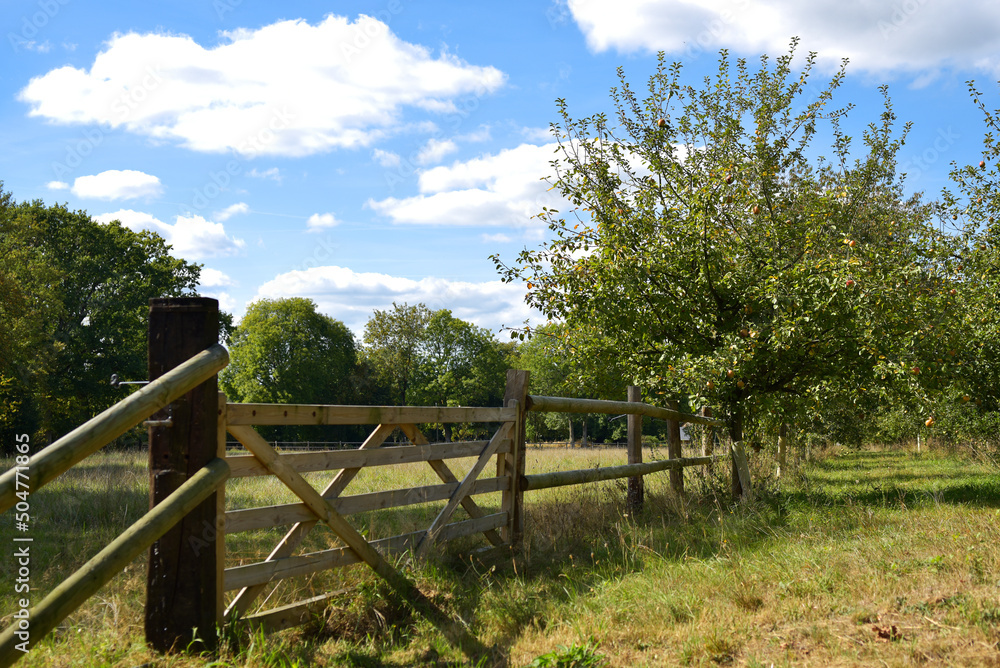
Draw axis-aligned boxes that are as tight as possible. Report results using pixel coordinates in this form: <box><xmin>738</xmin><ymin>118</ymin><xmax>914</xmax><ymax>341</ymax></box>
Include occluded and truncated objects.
<box><xmin>0</xmin><ymin>441</ymin><xmax>999</xmax><ymax>666</ymax></box>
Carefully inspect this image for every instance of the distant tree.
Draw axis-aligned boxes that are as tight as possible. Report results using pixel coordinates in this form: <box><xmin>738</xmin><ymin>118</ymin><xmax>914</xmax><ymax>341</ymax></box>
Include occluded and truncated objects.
<box><xmin>221</xmin><ymin>297</ymin><xmax>356</xmax><ymax>405</ymax></box>
<box><xmin>220</xmin><ymin>297</ymin><xmax>358</xmax><ymax>443</ymax></box>
<box><xmin>409</xmin><ymin>310</ymin><xmax>514</xmax><ymax>440</ymax></box>
<box><xmin>0</xmin><ymin>190</ymin><xmax>202</xmax><ymax>446</ymax></box>
<box><xmin>360</xmin><ymin>302</ymin><xmax>433</xmax><ymax>405</ymax></box>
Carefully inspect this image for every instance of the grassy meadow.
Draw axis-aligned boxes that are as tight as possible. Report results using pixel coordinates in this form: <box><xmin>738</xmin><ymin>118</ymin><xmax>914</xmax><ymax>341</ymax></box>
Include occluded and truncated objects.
<box><xmin>1</xmin><ymin>438</ymin><xmax>999</xmax><ymax>667</ymax></box>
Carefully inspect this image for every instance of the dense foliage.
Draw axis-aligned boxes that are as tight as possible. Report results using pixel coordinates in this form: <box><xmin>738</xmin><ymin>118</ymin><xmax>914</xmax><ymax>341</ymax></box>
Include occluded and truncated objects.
<box><xmin>494</xmin><ymin>42</ymin><xmax>978</xmax><ymax>446</ymax></box>
<box><xmin>0</xmin><ymin>187</ymin><xmax>202</xmax><ymax>448</ymax></box>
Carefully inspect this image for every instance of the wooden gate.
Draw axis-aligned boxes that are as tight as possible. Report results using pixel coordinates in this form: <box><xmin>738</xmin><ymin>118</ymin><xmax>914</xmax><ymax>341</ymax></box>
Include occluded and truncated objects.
<box><xmin>217</xmin><ymin>372</ymin><xmax>528</xmax><ymax>638</ymax></box>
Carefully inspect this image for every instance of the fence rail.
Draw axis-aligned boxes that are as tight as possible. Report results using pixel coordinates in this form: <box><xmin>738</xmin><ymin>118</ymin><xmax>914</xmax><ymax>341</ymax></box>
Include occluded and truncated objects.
<box><xmin>521</xmin><ymin>455</ymin><xmax>723</xmax><ymax>491</ymax></box>
<box><xmin>527</xmin><ymin>394</ymin><xmax>726</xmax><ymax>427</ymax></box>
<box><xmin>0</xmin><ymin>343</ymin><xmax>228</xmax><ymax>515</ymax></box>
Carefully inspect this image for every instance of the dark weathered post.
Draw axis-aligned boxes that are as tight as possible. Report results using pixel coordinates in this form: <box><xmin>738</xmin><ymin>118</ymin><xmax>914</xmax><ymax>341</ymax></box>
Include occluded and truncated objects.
<box><xmin>500</xmin><ymin>369</ymin><xmax>529</xmax><ymax>546</ymax></box>
<box><xmin>146</xmin><ymin>297</ymin><xmax>221</xmax><ymax>653</ymax></box>
<box><xmin>626</xmin><ymin>385</ymin><xmax>643</xmax><ymax>513</ymax></box>
<box><xmin>666</xmin><ymin>400</ymin><xmax>684</xmax><ymax>494</ymax></box>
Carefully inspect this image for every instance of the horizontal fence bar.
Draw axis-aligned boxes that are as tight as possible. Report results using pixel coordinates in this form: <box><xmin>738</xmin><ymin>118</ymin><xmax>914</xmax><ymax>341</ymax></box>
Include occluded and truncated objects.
<box><xmin>521</xmin><ymin>456</ymin><xmax>721</xmax><ymax>492</ymax></box>
<box><xmin>225</xmin><ymin>439</ymin><xmax>510</xmax><ymax>478</ymax></box>
<box><xmin>0</xmin><ymin>457</ymin><xmax>229</xmax><ymax>667</ymax></box>
<box><xmin>224</xmin><ymin>512</ymin><xmax>507</xmax><ymax>591</ymax></box>
<box><xmin>0</xmin><ymin>344</ymin><xmax>229</xmax><ymax>515</ymax></box>
<box><xmin>526</xmin><ymin>395</ymin><xmax>726</xmax><ymax>428</ymax></box>
<box><xmin>227</xmin><ymin>404</ymin><xmax>517</xmax><ymax>426</ymax></box>
<box><xmin>225</xmin><ymin>476</ymin><xmax>510</xmax><ymax>534</ymax></box>
<box><xmin>242</xmin><ymin>589</ymin><xmax>349</xmax><ymax>633</ymax></box>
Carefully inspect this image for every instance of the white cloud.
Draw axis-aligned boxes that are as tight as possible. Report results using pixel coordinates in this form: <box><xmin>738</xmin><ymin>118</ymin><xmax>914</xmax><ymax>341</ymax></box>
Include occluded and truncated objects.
<box><xmin>71</xmin><ymin>169</ymin><xmax>162</xmax><ymax>200</ymax></box>
<box><xmin>46</xmin><ymin>181</ymin><xmax>69</xmax><ymax>190</ymax></box>
<box><xmin>566</xmin><ymin>0</ymin><xmax>1000</xmax><ymax>75</ymax></box>
<box><xmin>256</xmin><ymin>265</ymin><xmax>541</xmax><ymax>335</ymax></box>
<box><xmin>367</xmin><ymin>142</ymin><xmax>566</xmax><ymax>228</ymax></box>
<box><xmin>457</xmin><ymin>125</ymin><xmax>491</xmax><ymax>143</ymax></box>
<box><xmin>306</xmin><ymin>212</ymin><xmax>338</xmax><ymax>232</ymax></box>
<box><xmin>247</xmin><ymin>167</ymin><xmax>282</xmax><ymax>182</ymax></box>
<box><xmin>416</xmin><ymin>137</ymin><xmax>458</xmax><ymax>165</ymax></box>
<box><xmin>521</xmin><ymin>126</ymin><xmax>553</xmax><ymax>142</ymax></box>
<box><xmin>94</xmin><ymin>209</ymin><xmax>245</xmax><ymax>259</ymax></box>
<box><xmin>481</xmin><ymin>233</ymin><xmax>512</xmax><ymax>243</ymax></box>
<box><xmin>199</xmin><ymin>268</ymin><xmax>236</xmax><ymax>288</ymax></box>
<box><xmin>214</xmin><ymin>202</ymin><xmax>249</xmax><ymax>221</ymax></box>
<box><xmin>372</xmin><ymin>148</ymin><xmax>401</xmax><ymax>167</ymax></box>
<box><xmin>18</xmin><ymin>15</ymin><xmax>507</xmax><ymax>157</ymax></box>
<box><xmin>200</xmin><ymin>290</ymin><xmax>236</xmax><ymax>313</ymax></box>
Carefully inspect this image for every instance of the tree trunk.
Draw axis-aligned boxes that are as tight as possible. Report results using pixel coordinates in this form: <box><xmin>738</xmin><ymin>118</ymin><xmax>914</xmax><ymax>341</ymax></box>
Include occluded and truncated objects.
<box><xmin>729</xmin><ymin>408</ymin><xmax>743</xmax><ymax>500</ymax></box>
<box><xmin>776</xmin><ymin>423</ymin><xmax>788</xmax><ymax>479</ymax></box>
<box><xmin>581</xmin><ymin>417</ymin><xmax>588</xmax><ymax>447</ymax></box>
<box><xmin>568</xmin><ymin>419</ymin><xmax>575</xmax><ymax>448</ymax></box>
<box><xmin>443</xmin><ymin>422</ymin><xmax>453</xmax><ymax>443</ymax></box>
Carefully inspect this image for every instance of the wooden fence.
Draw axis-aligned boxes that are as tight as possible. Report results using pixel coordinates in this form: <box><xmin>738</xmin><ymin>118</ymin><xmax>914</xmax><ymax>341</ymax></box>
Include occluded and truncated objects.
<box><xmin>0</xmin><ymin>297</ymin><xmax>750</xmax><ymax>666</ymax></box>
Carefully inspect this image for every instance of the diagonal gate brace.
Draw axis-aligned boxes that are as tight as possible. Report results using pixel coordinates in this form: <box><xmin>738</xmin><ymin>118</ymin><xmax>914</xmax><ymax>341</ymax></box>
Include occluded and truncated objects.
<box><xmin>227</xmin><ymin>425</ymin><xmax>488</xmax><ymax>659</ymax></box>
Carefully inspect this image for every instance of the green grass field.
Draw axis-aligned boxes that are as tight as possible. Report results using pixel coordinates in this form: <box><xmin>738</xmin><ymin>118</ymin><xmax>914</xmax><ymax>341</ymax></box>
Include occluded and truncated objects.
<box><xmin>1</xmin><ymin>441</ymin><xmax>999</xmax><ymax>667</ymax></box>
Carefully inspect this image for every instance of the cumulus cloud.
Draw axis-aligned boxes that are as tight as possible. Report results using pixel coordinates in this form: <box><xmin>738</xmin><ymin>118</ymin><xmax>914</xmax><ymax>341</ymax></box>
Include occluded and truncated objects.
<box><xmin>566</xmin><ymin>0</ymin><xmax>1000</xmax><ymax>75</ymax></box>
<box><xmin>255</xmin><ymin>265</ymin><xmax>541</xmax><ymax>334</ymax></box>
<box><xmin>367</xmin><ymin>142</ymin><xmax>565</xmax><ymax>228</ymax></box>
<box><xmin>416</xmin><ymin>137</ymin><xmax>458</xmax><ymax>165</ymax></box>
<box><xmin>214</xmin><ymin>202</ymin><xmax>249</xmax><ymax>221</ymax></box>
<box><xmin>372</xmin><ymin>148</ymin><xmax>401</xmax><ymax>167</ymax></box>
<box><xmin>71</xmin><ymin>169</ymin><xmax>162</xmax><ymax>200</ymax></box>
<box><xmin>306</xmin><ymin>212</ymin><xmax>338</xmax><ymax>232</ymax></box>
<box><xmin>93</xmin><ymin>209</ymin><xmax>245</xmax><ymax>259</ymax></box>
<box><xmin>18</xmin><ymin>15</ymin><xmax>506</xmax><ymax>157</ymax></box>
<box><xmin>199</xmin><ymin>267</ymin><xmax>236</xmax><ymax>287</ymax></box>
<box><xmin>46</xmin><ymin>181</ymin><xmax>69</xmax><ymax>190</ymax></box>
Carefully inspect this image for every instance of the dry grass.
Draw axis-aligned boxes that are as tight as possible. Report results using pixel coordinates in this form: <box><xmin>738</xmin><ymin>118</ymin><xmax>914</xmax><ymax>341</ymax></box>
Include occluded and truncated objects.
<box><xmin>1</xmin><ymin>441</ymin><xmax>999</xmax><ymax>667</ymax></box>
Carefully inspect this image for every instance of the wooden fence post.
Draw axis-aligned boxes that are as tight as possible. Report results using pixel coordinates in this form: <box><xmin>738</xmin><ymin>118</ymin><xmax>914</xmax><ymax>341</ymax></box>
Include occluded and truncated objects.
<box><xmin>500</xmin><ymin>370</ymin><xmax>529</xmax><ymax>546</ymax></box>
<box><xmin>626</xmin><ymin>386</ymin><xmax>643</xmax><ymax>513</ymax></box>
<box><xmin>667</xmin><ymin>400</ymin><xmax>684</xmax><ymax>494</ymax></box>
<box><xmin>146</xmin><ymin>297</ymin><xmax>222</xmax><ymax>653</ymax></box>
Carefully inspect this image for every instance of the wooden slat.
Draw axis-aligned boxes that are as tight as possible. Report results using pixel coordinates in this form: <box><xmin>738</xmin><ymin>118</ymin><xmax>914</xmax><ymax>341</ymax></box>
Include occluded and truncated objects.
<box><xmin>224</xmin><ymin>423</ymin><xmax>395</xmax><ymax>619</ymax></box>
<box><xmin>225</xmin><ymin>476</ymin><xmax>509</xmax><ymax>534</ymax></box>
<box><xmin>242</xmin><ymin>590</ymin><xmax>347</xmax><ymax>633</ymax></box>
<box><xmin>227</xmin><ymin>404</ymin><xmax>516</xmax><ymax>426</ymax></box>
<box><xmin>224</xmin><ymin>513</ymin><xmax>508</xmax><ymax>591</ymax></box>
<box><xmin>225</xmin><ymin>439</ymin><xmax>509</xmax><ymax>478</ymax></box>
<box><xmin>527</xmin><ymin>395</ymin><xmax>726</xmax><ymax>427</ymax></box>
<box><xmin>414</xmin><ymin>420</ymin><xmax>513</xmax><ymax>560</ymax></box>
<box><xmin>399</xmin><ymin>424</ymin><xmax>505</xmax><ymax>548</ymax></box>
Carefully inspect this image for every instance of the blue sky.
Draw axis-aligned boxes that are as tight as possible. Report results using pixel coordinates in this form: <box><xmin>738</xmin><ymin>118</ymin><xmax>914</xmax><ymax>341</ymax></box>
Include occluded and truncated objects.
<box><xmin>4</xmin><ymin>0</ymin><xmax>1000</xmax><ymax>336</ymax></box>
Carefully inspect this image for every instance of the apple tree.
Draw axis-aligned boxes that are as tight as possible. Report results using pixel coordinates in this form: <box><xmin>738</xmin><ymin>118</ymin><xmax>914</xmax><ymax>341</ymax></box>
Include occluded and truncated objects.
<box><xmin>494</xmin><ymin>42</ymin><xmax>962</xmax><ymax>468</ymax></box>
